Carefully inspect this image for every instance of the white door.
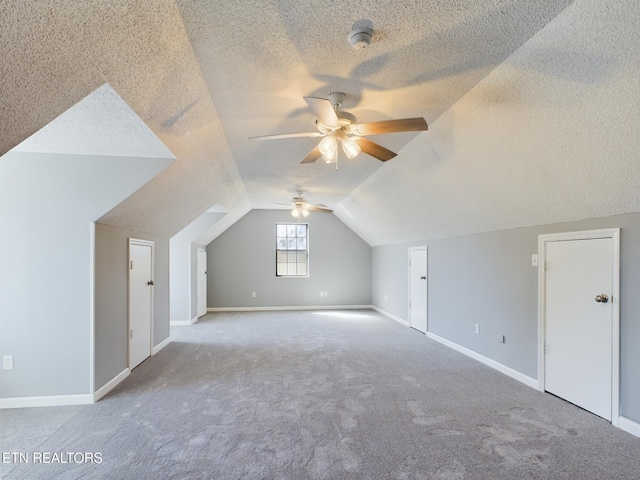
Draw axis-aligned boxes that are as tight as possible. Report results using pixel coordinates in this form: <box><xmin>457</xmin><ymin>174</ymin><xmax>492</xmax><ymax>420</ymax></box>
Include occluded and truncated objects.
<box><xmin>129</xmin><ymin>239</ymin><xmax>154</xmax><ymax>369</ymax></box>
<box><xmin>409</xmin><ymin>247</ymin><xmax>427</xmax><ymax>333</ymax></box>
<box><xmin>197</xmin><ymin>249</ymin><xmax>207</xmax><ymax>318</ymax></box>
<box><xmin>543</xmin><ymin>235</ymin><xmax>616</xmax><ymax>420</ymax></box>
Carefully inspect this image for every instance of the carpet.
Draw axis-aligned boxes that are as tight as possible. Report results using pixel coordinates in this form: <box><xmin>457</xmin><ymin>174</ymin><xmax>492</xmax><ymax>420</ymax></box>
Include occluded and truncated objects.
<box><xmin>2</xmin><ymin>309</ymin><xmax>639</xmax><ymax>479</ymax></box>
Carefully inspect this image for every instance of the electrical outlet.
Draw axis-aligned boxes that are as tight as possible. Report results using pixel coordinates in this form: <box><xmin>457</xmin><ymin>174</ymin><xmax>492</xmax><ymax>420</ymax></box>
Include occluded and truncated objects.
<box><xmin>3</xmin><ymin>355</ymin><xmax>13</xmax><ymax>370</ymax></box>
<box><xmin>474</xmin><ymin>324</ymin><xmax>480</xmax><ymax>335</ymax></box>
<box><xmin>384</xmin><ymin>294</ymin><xmax>388</xmax><ymax>301</ymax></box>
<box><xmin>252</xmin><ymin>292</ymin><xmax>256</xmax><ymax>298</ymax></box>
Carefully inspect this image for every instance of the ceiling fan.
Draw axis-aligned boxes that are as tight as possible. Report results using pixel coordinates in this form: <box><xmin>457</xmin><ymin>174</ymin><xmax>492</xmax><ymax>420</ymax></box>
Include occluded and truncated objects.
<box><xmin>279</xmin><ymin>191</ymin><xmax>333</xmax><ymax>219</ymax></box>
<box><xmin>250</xmin><ymin>92</ymin><xmax>428</xmax><ymax>166</ymax></box>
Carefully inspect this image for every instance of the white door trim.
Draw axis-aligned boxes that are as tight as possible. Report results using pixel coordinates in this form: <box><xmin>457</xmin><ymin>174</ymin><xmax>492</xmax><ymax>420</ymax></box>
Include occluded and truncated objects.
<box><xmin>128</xmin><ymin>238</ymin><xmax>155</xmax><ymax>369</ymax></box>
<box><xmin>537</xmin><ymin>228</ymin><xmax>620</xmax><ymax>425</ymax></box>
<box><xmin>408</xmin><ymin>246</ymin><xmax>428</xmax><ymax>333</ymax></box>
<box><xmin>196</xmin><ymin>247</ymin><xmax>207</xmax><ymax>318</ymax></box>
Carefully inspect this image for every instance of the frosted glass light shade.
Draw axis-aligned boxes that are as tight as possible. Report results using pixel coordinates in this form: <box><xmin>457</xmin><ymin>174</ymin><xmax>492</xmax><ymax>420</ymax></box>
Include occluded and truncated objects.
<box><xmin>319</xmin><ymin>135</ymin><xmax>337</xmax><ymax>163</ymax></box>
<box><xmin>342</xmin><ymin>137</ymin><xmax>361</xmax><ymax>159</ymax></box>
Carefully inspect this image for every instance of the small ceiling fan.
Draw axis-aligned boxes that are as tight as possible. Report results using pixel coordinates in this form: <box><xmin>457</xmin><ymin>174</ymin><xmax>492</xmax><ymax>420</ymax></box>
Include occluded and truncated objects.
<box><xmin>250</xmin><ymin>92</ymin><xmax>428</xmax><ymax>166</ymax></box>
<box><xmin>279</xmin><ymin>191</ymin><xmax>333</xmax><ymax>219</ymax></box>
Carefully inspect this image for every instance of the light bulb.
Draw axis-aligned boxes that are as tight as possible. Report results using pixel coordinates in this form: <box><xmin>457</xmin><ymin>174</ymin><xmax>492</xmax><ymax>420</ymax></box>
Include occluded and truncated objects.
<box><xmin>342</xmin><ymin>137</ymin><xmax>361</xmax><ymax>159</ymax></box>
<box><xmin>301</xmin><ymin>207</ymin><xmax>310</xmax><ymax>217</ymax></box>
<box><xmin>291</xmin><ymin>207</ymin><xmax>301</xmax><ymax>218</ymax></box>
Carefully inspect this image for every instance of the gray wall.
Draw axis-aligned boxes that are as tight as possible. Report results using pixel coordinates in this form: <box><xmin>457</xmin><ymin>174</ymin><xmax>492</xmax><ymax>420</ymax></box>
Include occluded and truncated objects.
<box><xmin>94</xmin><ymin>223</ymin><xmax>170</xmax><ymax>391</ymax></box>
<box><xmin>0</xmin><ymin>221</ymin><xmax>93</xmax><ymax>398</ymax></box>
<box><xmin>0</xmin><ymin>151</ymin><xmax>169</xmax><ymax>399</ymax></box>
<box><xmin>207</xmin><ymin>210</ymin><xmax>371</xmax><ymax>308</ymax></box>
<box><xmin>371</xmin><ymin>213</ymin><xmax>640</xmax><ymax>423</ymax></box>
<box><xmin>169</xmin><ymin>212</ymin><xmax>225</xmax><ymax>324</ymax></box>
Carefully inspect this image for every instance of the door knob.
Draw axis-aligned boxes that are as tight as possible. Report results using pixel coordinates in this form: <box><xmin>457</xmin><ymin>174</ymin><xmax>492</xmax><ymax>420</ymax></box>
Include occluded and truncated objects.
<box><xmin>420</xmin><ymin>276</ymin><xmax>426</xmax><ymax>280</ymax></box>
<box><xmin>595</xmin><ymin>294</ymin><xmax>608</xmax><ymax>303</ymax></box>
<box><xmin>148</xmin><ymin>280</ymin><xmax>154</xmax><ymax>286</ymax></box>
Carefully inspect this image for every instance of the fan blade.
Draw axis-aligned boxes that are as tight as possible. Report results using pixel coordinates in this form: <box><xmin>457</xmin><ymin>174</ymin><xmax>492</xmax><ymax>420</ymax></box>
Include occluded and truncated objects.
<box><xmin>300</xmin><ymin>146</ymin><xmax>323</xmax><ymax>164</ymax></box>
<box><xmin>349</xmin><ymin>117</ymin><xmax>428</xmax><ymax>136</ymax></box>
<box><xmin>307</xmin><ymin>205</ymin><xmax>333</xmax><ymax>213</ymax></box>
<box><xmin>249</xmin><ymin>132</ymin><xmax>323</xmax><ymax>141</ymax></box>
<box><xmin>303</xmin><ymin>97</ymin><xmax>340</xmax><ymax>129</ymax></box>
<box><xmin>353</xmin><ymin>137</ymin><xmax>397</xmax><ymax>162</ymax></box>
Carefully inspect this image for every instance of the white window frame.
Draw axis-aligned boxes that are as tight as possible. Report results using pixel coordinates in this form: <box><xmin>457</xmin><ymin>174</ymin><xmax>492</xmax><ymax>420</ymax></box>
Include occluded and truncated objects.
<box><xmin>275</xmin><ymin>223</ymin><xmax>309</xmax><ymax>278</ymax></box>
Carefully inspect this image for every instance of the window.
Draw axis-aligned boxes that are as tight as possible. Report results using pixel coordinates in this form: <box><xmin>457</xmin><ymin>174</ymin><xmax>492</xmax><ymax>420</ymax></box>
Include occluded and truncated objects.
<box><xmin>276</xmin><ymin>223</ymin><xmax>308</xmax><ymax>277</ymax></box>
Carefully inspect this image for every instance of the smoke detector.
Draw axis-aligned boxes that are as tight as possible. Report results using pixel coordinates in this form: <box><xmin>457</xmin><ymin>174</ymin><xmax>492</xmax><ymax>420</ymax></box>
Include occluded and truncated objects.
<box><xmin>348</xmin><ymin>26</ymin><xmax>373</xmax><ymax>49</ymax></box>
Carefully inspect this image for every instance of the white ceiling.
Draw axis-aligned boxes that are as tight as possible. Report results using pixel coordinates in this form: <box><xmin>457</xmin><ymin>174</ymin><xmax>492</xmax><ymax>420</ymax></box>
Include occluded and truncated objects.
<box><xmin>2</xmin><ymin>0</ymin><xmax>639</xmax><ymax>245</ymax></box>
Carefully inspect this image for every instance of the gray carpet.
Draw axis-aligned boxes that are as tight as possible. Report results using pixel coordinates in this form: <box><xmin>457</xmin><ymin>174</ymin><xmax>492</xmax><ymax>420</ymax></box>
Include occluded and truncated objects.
<box><xmin>2</xmin><ymin>309</ymin><xmax>639</xmax><ymax>479</ymax></box>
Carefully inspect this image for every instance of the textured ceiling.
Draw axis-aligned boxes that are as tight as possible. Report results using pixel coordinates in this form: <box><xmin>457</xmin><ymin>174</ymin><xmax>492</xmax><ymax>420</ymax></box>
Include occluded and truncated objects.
<box><xmin>4</xmin><ymin>0</ymin><xmax>638</xmax><ymax>245</ymax></box>
<box><xmin>336</xmin><ymin>0</ymin><xmax>640</xmax><ymax>244</ymax></box>
<box><xmin>1</xmin><ymin>0</ymin><xmax>248</xmax><ymax>238</ymax></box>
<box><xmin>12</xmin><ymin>85</ymin><xmax>175</xmax><ymax>160</ymax></box>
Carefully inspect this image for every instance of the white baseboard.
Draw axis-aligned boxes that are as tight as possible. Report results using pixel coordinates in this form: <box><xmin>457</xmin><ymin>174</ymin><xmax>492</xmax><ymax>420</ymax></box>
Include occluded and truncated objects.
<box><xmin>425</xmin><ymin>332</ymin><xmax>540</xmax><ymax>390</ymax></box>
<box><xmin>152</xmin><ymin>336</ymin><xmax>171</xmax><ymax>355</ymax></box>
<box><xmin>207</xmin><ymin>305</ymin><xmax>373</xmax><ymax>312</ymax></box>
<box><xmin>618</xmin><ymin>416</ymin><xmax>640</xmax><ymax>439</ymax></box>
<box><xmin>371</xmin><ymin>305</ymin><xmax>409</xmax><ymax>327</ymax></box>
<box><xmin>93</xmin><ymin>368</ymin><xmax>130</xmax><ymax>402</ymax></box>
<box><xmin>0</xmin><ymin>394</ymin><xmax>94</xmax><ymax>409</ymax></box>
<box><xmin>170</xmin><ymin>316</ymin><xmax>197</xmax><ymax>326</ymax></box>
<box><xmin>372</xmin><ymin>308</ymin><xmax>537</xmax><ymax>390</ymax></box>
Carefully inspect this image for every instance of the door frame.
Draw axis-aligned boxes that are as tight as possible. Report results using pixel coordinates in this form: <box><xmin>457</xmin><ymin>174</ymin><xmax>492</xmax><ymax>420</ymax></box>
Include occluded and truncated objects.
<box><xmin>128</xmin><ymin>238</ymin><xmax>155</xmax><ymax>369</ymax></box>
<box><xmin>537</xmin><ymin>228</ymin><xmax>620</xmax><ymax>425</ymax></box>
<box><xmin>408</xmin><ymin>246</ymin><xmax>428</xmax><ymax>333</ymax></box>
<box><xmin>196</xmin><ymin>247</ymin><xmax>207</xmax><ymax>318</ymax></box>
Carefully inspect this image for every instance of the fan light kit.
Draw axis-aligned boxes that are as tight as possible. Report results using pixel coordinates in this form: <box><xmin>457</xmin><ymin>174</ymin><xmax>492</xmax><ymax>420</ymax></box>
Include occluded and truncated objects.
<box><xmin>279</xmin><ymin>191</ymin><xmax>334</xmax><ymax>220</ymax></box>
<box><xmin>250</xmin><ymin>92</ymin><xmax>428</xmax><ymax>168</ymax></box>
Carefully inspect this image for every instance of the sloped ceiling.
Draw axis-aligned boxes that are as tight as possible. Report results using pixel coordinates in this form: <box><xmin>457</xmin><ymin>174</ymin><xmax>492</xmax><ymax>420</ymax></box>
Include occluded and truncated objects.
<box><xmin>336</xmin><ymin>0</ymin><xmax>640</xmax><ymax>244</ymax></box>
<box><xmin>1</xmin><ymin>0</ymin><xmax>249</xmax><ymax>238</ymax></box>
<box><xmin>3</xmin><ymin>0</ymin><xmax>638</xmax><ymax>245</ymax></box>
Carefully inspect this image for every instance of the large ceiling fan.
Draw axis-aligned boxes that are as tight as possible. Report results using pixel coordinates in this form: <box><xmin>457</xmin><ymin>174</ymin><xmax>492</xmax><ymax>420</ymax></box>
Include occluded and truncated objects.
<box><xmin>250</xmin><ymin>92</ymin><xmax>428</xmax><ymax>166</ymax></box>
<box><xmin>279</xmin><ymin>191</ymin><xmax>333</xmax><ymax>219</ymax></box>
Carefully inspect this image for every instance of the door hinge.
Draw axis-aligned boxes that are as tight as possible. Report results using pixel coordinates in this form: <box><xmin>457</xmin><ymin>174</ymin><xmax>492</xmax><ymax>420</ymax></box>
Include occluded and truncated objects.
<box><xmin>130</xmin><ymin>261</ymin><xmax>133</xmax><ymax>270</ymax></box>
<box><xmin>543</xmin><ymin>342</ymin><xmax>547</xmax><ymax>354</ymax></box>
<box><xmin>130</xmin><ymin>329</ymin><xmax>133</xmax><ymax>340</ymax></box>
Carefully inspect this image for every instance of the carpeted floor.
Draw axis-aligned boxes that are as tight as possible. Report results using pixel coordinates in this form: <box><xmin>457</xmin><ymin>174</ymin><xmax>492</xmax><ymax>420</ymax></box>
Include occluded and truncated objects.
<box><xmin>2</xmin><ymin>309</ymin><xmax>640</xmax><ymax>479</ymax></box>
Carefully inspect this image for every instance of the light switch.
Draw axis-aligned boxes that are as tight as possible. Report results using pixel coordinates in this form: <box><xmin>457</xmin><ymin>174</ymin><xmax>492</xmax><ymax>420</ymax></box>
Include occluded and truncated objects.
<box><xmin>531</xmin><ymin>254</ymin><xmax>538</xmax><ymax>267</ymax></box>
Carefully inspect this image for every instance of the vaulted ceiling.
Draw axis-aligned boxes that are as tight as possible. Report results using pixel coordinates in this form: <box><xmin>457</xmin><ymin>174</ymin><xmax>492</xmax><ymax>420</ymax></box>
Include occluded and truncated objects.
<box><xmin>2</xmin><ymin>0</ymin><xmax>639</xmax><ymax>245</ymax></box>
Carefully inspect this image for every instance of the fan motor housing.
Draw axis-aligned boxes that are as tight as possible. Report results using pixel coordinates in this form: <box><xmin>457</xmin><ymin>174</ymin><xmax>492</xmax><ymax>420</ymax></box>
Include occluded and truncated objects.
<box><xmin>337</xmin><ymin>111</ymin><xmax>356</xmax><ymax>125</ymax></box>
